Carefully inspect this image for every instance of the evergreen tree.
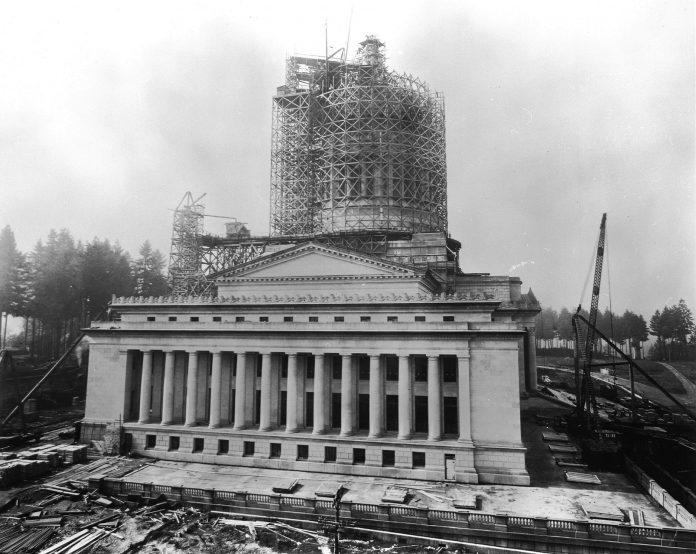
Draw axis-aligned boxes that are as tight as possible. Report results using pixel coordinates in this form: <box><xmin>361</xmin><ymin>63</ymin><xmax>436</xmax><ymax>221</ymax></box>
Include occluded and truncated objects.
<box><xmin>132</xmin><ymin>241</ymin><xmax>169</xmax><ymax>297</ymax></box>
<box><xmin>0</xmin><ymin>226</ymin><xmax>27</xmax><ymax>345</ymax></box>
<box><xmin>81</xmin><ymin>238</ymin><xmax>133</xmax><ymax>318</ymax></box>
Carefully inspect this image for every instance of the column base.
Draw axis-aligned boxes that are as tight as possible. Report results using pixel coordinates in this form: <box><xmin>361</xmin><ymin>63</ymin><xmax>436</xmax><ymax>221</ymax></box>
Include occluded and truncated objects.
<box><xmin>367</xmin><ymin>433</ymin><xmax>383</xmax><ymax>439</ymax></box>
<box><xmin>208</xmin><ymin>423</ymin><xmax>220</xmax><ymax>429</ymax></box>
<box><xmin>428</xmin><ymin>435</ymin><xmax>442</xmax><ymax>442</ymax></box>
<box><xmin>397</xmin><ymin>434</ymin><xmax>413</xmax><ymax>440</ymax></box>
<box><xmin>138</xmin><ymin>419</ymin><xmax>150</xmax><ymax>425</ymax></box>
<box><xmin>340</xmin><ymin>431</ymin><xmax>355</xmax><ymax>437</ymax></box>
<box><xmin>285</xmin><ymin>427</ymin><xmax>299</xmax><ymax>433</ymax></box>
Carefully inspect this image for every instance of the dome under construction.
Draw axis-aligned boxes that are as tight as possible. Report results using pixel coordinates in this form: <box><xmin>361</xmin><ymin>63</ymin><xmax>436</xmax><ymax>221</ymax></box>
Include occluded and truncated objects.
<box><xmin>270</xmin><ymin>36</ymin><xmax>447</xmax><ymax>237</ymax></box>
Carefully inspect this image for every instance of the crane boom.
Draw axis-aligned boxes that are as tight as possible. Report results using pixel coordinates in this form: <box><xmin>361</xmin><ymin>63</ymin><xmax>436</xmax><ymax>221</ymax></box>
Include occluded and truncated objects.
<box><xmin>573</xmin><ymin>213</ymin><xmax>607</xmax><ymax>434</ymax></box>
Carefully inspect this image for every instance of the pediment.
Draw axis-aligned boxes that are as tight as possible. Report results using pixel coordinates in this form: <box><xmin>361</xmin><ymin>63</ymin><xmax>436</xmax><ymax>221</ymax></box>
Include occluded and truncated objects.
<box><xmin>216</xmin><ymin>242</ymin><xmax>417</xmax><ymax>281</ymax></box>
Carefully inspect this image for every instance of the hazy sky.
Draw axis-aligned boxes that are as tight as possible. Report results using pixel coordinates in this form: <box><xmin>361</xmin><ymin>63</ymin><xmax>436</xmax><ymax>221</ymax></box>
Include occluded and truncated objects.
<box><xmin>1</xmin><ymin>0</ymin><xmax>693</xmax><ymax>320</ymax></box>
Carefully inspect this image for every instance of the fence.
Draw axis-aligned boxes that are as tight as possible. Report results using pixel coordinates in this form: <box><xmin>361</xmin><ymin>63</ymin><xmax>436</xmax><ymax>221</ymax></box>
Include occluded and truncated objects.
<box><xmin>93</xmin><ymin>476</ymin><xmax>696</xmax><ymax>550</ymax></box>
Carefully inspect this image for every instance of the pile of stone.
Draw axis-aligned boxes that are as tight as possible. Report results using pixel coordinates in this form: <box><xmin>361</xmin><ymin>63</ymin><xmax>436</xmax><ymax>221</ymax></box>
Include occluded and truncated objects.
<box><xmin>0</xmin><ymin>444</ymin><xmax>87</xmax><ymax>487</ymax></box>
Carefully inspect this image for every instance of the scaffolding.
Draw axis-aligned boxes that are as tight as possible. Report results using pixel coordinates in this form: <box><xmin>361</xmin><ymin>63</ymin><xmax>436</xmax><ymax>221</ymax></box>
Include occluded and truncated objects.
<box><xmin>270</xmin><ymin>37</ymin><xmax>447</xmax><ymax>238</ymax></box>
<box><xmin>167</xmin><ymin>192</ymin><xmax>212</xmax><ymax>296</ymax></box>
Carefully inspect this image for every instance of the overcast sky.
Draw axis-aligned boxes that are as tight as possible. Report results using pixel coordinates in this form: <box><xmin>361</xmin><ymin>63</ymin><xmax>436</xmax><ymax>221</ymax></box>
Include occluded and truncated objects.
<box><xmin>1</xmin><ymin>0</ymin><xmax>693</xmax><ymax>320</ymax></box>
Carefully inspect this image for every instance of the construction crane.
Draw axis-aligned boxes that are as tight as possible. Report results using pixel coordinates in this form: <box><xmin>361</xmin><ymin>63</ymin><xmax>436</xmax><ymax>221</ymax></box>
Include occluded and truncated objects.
<box><xmin>572</xmin><ymin>213</ymin><xmax>607</xmax><ymax>436</ymax></box>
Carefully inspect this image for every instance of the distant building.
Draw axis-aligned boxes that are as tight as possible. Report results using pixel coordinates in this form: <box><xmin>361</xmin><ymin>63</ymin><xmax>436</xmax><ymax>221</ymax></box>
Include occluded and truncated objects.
<box><xmin>82</xmin><ymin>38</ymin><xmax>539</xmax><ymax>485</ymax></box>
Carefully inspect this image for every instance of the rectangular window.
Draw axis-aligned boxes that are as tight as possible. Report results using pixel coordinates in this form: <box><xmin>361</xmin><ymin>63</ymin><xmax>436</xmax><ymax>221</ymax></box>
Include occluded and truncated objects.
<box><xmin>353</xmin><ymin>448</ymin><xmax>366</xmax><ymax>465</ymax></box>
<box><xmin>331</xmin><ymin>393</ymin><xmax>341</xmax><ymax>429</ymax></box>
<box><xmin>382</xmin><ymin>450</ymin><xmax>395</xmax><ymax>467</ymax></box>
<box><xmin>259</xmin><ymin>316</ymin><xmax>269</xmax><ymax>322</ymax></box>
<box><xmin>415</xmin><ymin>396</ymin><xmax>428</xmax><ymax>433</ymax></box>
<box><xmin>443</xmin><ymin>357</ymin><xmax>457</xmax><ymax>382</ymax></box>
<box><xmin>270</xmin><ymin>443</ymin><xmax>281</xmax><ymax>458</ymax></box>
<box><xmin>358</xmin><ymin>394</ymin><xmax>370</xmax><ymax>430</ymax></box>
<box><xmin>324</xmin><ymin>446</ymin><xmax>337</xmax><ymax>463</ymax></box>
<box><xmin>168</xmin><ymin>316</ymin><xmax>177</xmax><ymax>322</ymax></box>
<box><xmin>306</xmin><ymin>357</ymin><xmax>315</xmax><ymax>379</ymax></box>
<box><xmin>147</xmin><ymin>316</ymin><xmax>156</xmax><ymax>322</ymax></box>
<box><xmin>385</xmin><ymin>356</ymin><xmax>398</xmax><ymax>381</ymax></box>
<box><xmin>218</xmin><ymin>439</ymin><xmax>229</xmax><ymax>454</ymax></box>
<box><xmin>169</xmin><ymin>436</ymin><xmax>180</xmax><ymax>451</ymax></box>
<box><xmin>334</xmin><ymin>316</ymin><xmax>344</xmax><ymax>322</ymax></box>
<box><xmin>255</xmin><ymin>390</ymin><xmax>261</xmax><ymax>424</ymax></box>
<box><xmin>414</xmin><ymin>357</ymin><xmax>428</xmax><ymax>381</ymax></box>
<box><xmin>297</xmin><ymin>444</ymin><xmax>309</xmax><ymax>460</ymax></box>
<box><xmin>387</xmin><ymin>316</ymin><xmax>398</xmax><ymax>322</ymax></box>
<box><xmin>213</xmin><ymin>316</ymin><xmax>221</xmax><ymax>322</ymax></box>
<box><xmin>360</xmin><ymin>316</ymin><xmax>371</xmax><ymax>322</ymax></box>
<box><xmin>243</xmin><ymin>441</ymin><xmax>255</xmax><ymax>456</ymax></box>
<box><xmin>193</xmin><ymin>437</ymin><xmax>204</xmax><ymax>453</ymax></box>
<box><xmin>281</xmin><ymin>354</ymin><xmax>288</xmax><ymax>378</ymax></box>
<box><xmin>190</xmin><ymin>316</ymin><xmax>199</xmax><ymax>322</ymax></box>
<box><xmin>386</xmin><ymin>395</ymin><xmax>399</xmax><ymax>431</ymax></box>
<box><xmin>332</xmin><ymin>357</ymin><xmax>342</xmax><ymax>380</ymax></box>
<box><xmin>280</xmin><ymin>391</ymin><xmax>287</xmax><ymax>426</ymax></box>
<box><xmin>305</xmin><ymin>392</ymin><xmax>314</xmax><ymax>427</ymax></box>
<box><xmin>443</xmin><ymin>315</ymin><xmax>455</xmax><ymax>322</ymax></box>
<box><xmin>309</xmin><ymin>316</ymin><xmax>319</xmax><ymax>322</ymax></box>
<box><xmin>145</xmin><ymin>434</ymin><xmax>156</xmax><ymax>449</ymax></box>
<box><xmin>284</xmin><ymin>316</ymin><xmax>294</xmax><ymax>322</ymax></box>
<box><xmin>415</xmin><ymin>315</ymin><xmax>426</xmax><ymax>322</ymax></box>
<box><xmin>412</xmin><ymin>451</ymin><xmax>426</xmax><ymax>468</ymax></box>
<box><xmin>443</xmin><ymin>397</ymin><xmax>459</xmax><ymax>435</ymax></box>
<box><xmin>358</xmin><ymin>356</ymin><xmax>370</xmax><ymax>380</ymax></box>
<box><xmin>235</xmin><ymin>316</ymin><xmax>245</xmax><ymax>322</ymax></box>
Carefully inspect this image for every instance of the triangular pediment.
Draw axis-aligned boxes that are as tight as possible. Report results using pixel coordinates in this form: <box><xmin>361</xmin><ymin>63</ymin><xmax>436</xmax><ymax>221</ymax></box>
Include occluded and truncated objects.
<box><xmin>217</xmin><ymin>242</ymin><xmax>417</xmax><ymax>281</ymax></box>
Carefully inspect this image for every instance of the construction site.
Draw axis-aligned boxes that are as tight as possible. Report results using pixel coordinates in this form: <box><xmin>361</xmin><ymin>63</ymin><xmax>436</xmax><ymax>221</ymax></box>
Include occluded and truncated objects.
<box><xmin>1</xmin><ymin>36</ymin><xmax>695</xmax><ymax>554</ymax></box>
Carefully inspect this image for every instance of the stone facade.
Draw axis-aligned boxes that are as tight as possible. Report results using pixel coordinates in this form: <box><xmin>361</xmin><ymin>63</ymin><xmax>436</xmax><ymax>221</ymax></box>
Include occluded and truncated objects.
<box><xmin>83</xmin><ymin>242</ymin><xmax>538</xmax><ymax>485</ymax></box>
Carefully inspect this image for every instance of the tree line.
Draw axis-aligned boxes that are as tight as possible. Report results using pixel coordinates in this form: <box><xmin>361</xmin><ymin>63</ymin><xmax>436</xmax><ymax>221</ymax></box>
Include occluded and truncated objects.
<box><xmin>535</xmin><ymin>300</ymin><xmax>695</xmax><ymax>361</ymax></box>
<box><xmin>0</xmin><ymin>225</ymin><xmax>168</xmax><ymax>359</ymax></box>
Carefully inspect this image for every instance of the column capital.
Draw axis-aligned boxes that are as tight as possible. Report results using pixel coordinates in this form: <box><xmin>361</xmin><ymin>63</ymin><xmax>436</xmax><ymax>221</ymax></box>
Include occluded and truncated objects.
<box><xmin>287</xmin><ymin>352</ymin><xmax>299</xmax><ymax>359</ymax></box>
<box><xmin>457</xmin><ymin>353</ymin><xmax>471</xmax><ymax>360</ymax></box>
<box><xmin>338</xmin><ymin>353</ymin><xmax>352</xmax><ymax>358</ymax></box>
<box><xmin>426</xmin><ymin>354</ymin><xmax>440</xmax><ymax>360</ymax></box>
<box><xmin>314</xmin><ymin>352</ymin><xmax>326</xmax><ymax>360</ymax></box>
<box><xmin>369</xmin><ymin>354</ymin><xmax>380</xmax><ymax>361</ymax></box>
<box><xmin>208</xmin><ymin>350</ymin><xmax>222</xmax><ymax>355</ymax></box>
<box><xmin>398</xmin><ymin>354</ymin><xmax>409</xmax><ymax>360</ymax></box>
<box><xmin>141</xmin><ymin>350</ymin><xmax>153</xmax><ymax>357</ymax></box>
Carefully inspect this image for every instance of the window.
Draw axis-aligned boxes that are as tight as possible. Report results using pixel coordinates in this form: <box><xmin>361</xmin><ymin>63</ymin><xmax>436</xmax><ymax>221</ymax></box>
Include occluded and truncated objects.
<box><xmin>353</xmin><ymin>448</ymin><xmax>366</xmax><ymax>465</ymax></box>
<box><xmin>281</xmin><ymin>354</ymin><xmax>288</xmax><ymax>378</ymax></box>
<box><xmin>415</xmin><ymin>315</ymin><xmax>426</xmax><ymax>322</ymax></box>
<box><xmin>213</xmin><ymin>316</ymin><xmax>221</xmax><ymax>322</ymax></box>
<box><xmin>190</xmin><ymin>316</ymin><xmax>199</xmax><ymax>322</ymax></box>
<box><xmin>243</xmin><ymin>441</ymin><xmax>255</xmax><ymax>456</ymax></box>
<box><xmin>305</xmin><ymin>392</ymin><xmax>314</xmax><ymax>427</ymax></box>
<box><xmin>280</xmin><ymin>391</ymin><xmax>287</xmax><ymax>425</ymax></box>
<box><xmin>358</xmin><ymin>356</ymin><xmax>370</xmax><ymax>380</ymax></box>
<box><xmin>270</xmin><ymin>443</ymin><xmax>281</xmax><ymax>458</ymax></box>
<box><xmin>255</xmin><ymin>390</ymin><xmax>261</xmax><ymax>424</ymax></box>
<box><xmin>168</xmin><ymin>436</ymin><xmax>180</xmax><ymax>451</ymax></box>
<box><xmin>147</xmin><ymin>316</ymin><xmax>156</xmax><ymax>322</ymax></box>
<box><xmin>414</xmin><ymin>357</ymin><xmax>427</xmax><ymax>381</ymax></box>
<box><xmin>218</xmin><ymin>440</ymin><xmax>229</xmax><ymax>454</ymax></box>
<box><xmin>284</xmin><ymin>316</ymin><xmax>294</xmax><ymax>322</ymax></box>
<box><xmin>332</xmin><ymin>358</ymin><xmax>342</xmax><ymax>380</ymax></box>
<box><xmin>385</xmin><ymin>356</ymin><xmax>398</xmax><ymax>381</ymax></box>
<box><xmin>412</xmin><ymin>452</ymin><xmax>426</xmax><ymax>468</ymax></box>
<box><xmin>443</xmin><ymin>358</ymin><xmax>457</xmax><ymax>382</ymax></box>
<box><xmin>382</xmin><ymin>450</ymin><xmax>395</xmax><ymax>467</ymax></box>
<box><xmin>386</xmin><ymin>395</ymin><xmax>399</xmax><ymax>431</ymax></box>
<box><xmin>360</xmin><ymin>316</ymin><xmax>371</xmax><ymax>322</ymax></box>
<box><xmin>415</xmin><ymin>396</ymin><xmax>428</xmax><ymax>433</ymax></box>
<box><xmin>387</xmin><ymin>316</ymin><xmax>398</xmax><ymax>322</ymax></box>
<box><xmin>145</xmin><ymin>434</ymin><xmax>156</xmax><ymax>449</ymax></box>
<box><xmin>297</xmin><ymin>444</ymin><xmax>309</xmax><ymax>460</ymax></box>
<box><xmin>168</xmin><ymin>316</ymin><xmax>177</xmax><ymax>322</ymax></box>
<box><xmin>331</xmin><ymin>393</ymin><xmax>341</xmax><ymax>429</ymax></box>
<box><xmin>306</xmin><ymin>357</ymin><xmax>315</xmax><ymax>379</ymax></box>
<box><xmin>259</xmin><ymin>316</ymin><xmax>269</xmax><ymax>322</ymax></box>
<box><xmin>325</xmin><ymin>446</ymin><xmax>337</xmax><ymax>463</ymax></box>
<box><xmin>235</xmin><ymin>316</ymin><xmax>245</xmax><ymax>322</ymax></box>
<box><xmin>193</xmin><ymin>438</ymin><xmax>204</xmax><ymax>453</ymax></box>
<box><xmin>443</xmin><ymin>397</ymin><xmax>458</xmax><ymax>435</ymax></box>
<box><xmin>309</xmin><ymin>316</ymin><xmax>319</xmax><ymax>322</ymax></box>
<box><xmin>443</xmin><ymin>315</ymin><xmax>455</xmax><ymax>322</ymax></box>
<box><xmin>334</xmin><ymin>316</ymin><xmax>344</xmax><ymax>322</ymax></box>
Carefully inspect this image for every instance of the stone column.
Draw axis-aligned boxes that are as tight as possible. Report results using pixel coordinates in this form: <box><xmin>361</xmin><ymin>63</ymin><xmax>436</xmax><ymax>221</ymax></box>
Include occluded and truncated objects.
<box><xmin>161</xmin><ymin>350</ymin><xmax>175</xmax><ymax>425</ymax></box>
<box><xmin>208</xmin><ymin>351</ymin><xmax>222</xmax><ymax>428</ymax></box>
<box><xmin>313</xmin><ymin>353</ymin><xmax>327</xmax><ymax>434</ymax></box>
<box><xmin>259</xmin><ymin>353</ymin><xmax>272</xmax><ymax>431</ymax></box>
<box><xmin>427</xmin><ymin>355</ymin><xmax>441</xmax><ymax>441</ymax></box>
<box><xmin>526</xmin><ymin>327</ymin><xmax>538</xmax><ymax>392</ymax></box>
<box><xmin>233</xmin><ymin>352</ymin><xmax>247</xmax><ymax>430</ymax></box>
<box><xmin>397</xmin><ymin>355</ymin><xmax>412</xmax><ymax>439</ymax></box>
<box><xmin>138</xmin><ymin>351</ymin><xmax>153</xmax><ymax>424</ymax></box>
<box><xmin>340</xmin><ymin>354</ymin><xmax>355</xmax><ymax>436</ymax></box>
<box><xmin>457</xmin><ymin>354</ymin><xmax>472</xmax><ymax>442</ymax></box>
<box><xmin>285</xmin><ymin>353</ymin><xmax>299</xmax><ymax>433</ymax></box>
<box><xmin>184</xmin><ymin>351</ymin><xmax>199</xmax><ymax>426</ymax></box>
<box><xmin>368</xmin><ymin>355</ymin><xmax>384</xmax><ymax>438</ymax></box>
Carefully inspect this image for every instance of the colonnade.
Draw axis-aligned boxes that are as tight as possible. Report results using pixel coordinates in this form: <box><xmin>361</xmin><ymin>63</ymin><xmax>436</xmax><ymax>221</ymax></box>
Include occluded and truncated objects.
<box><xmin>134</xmin><ymin>350</ymin><xmax>472</xmax><ymax>443</ymax></box>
